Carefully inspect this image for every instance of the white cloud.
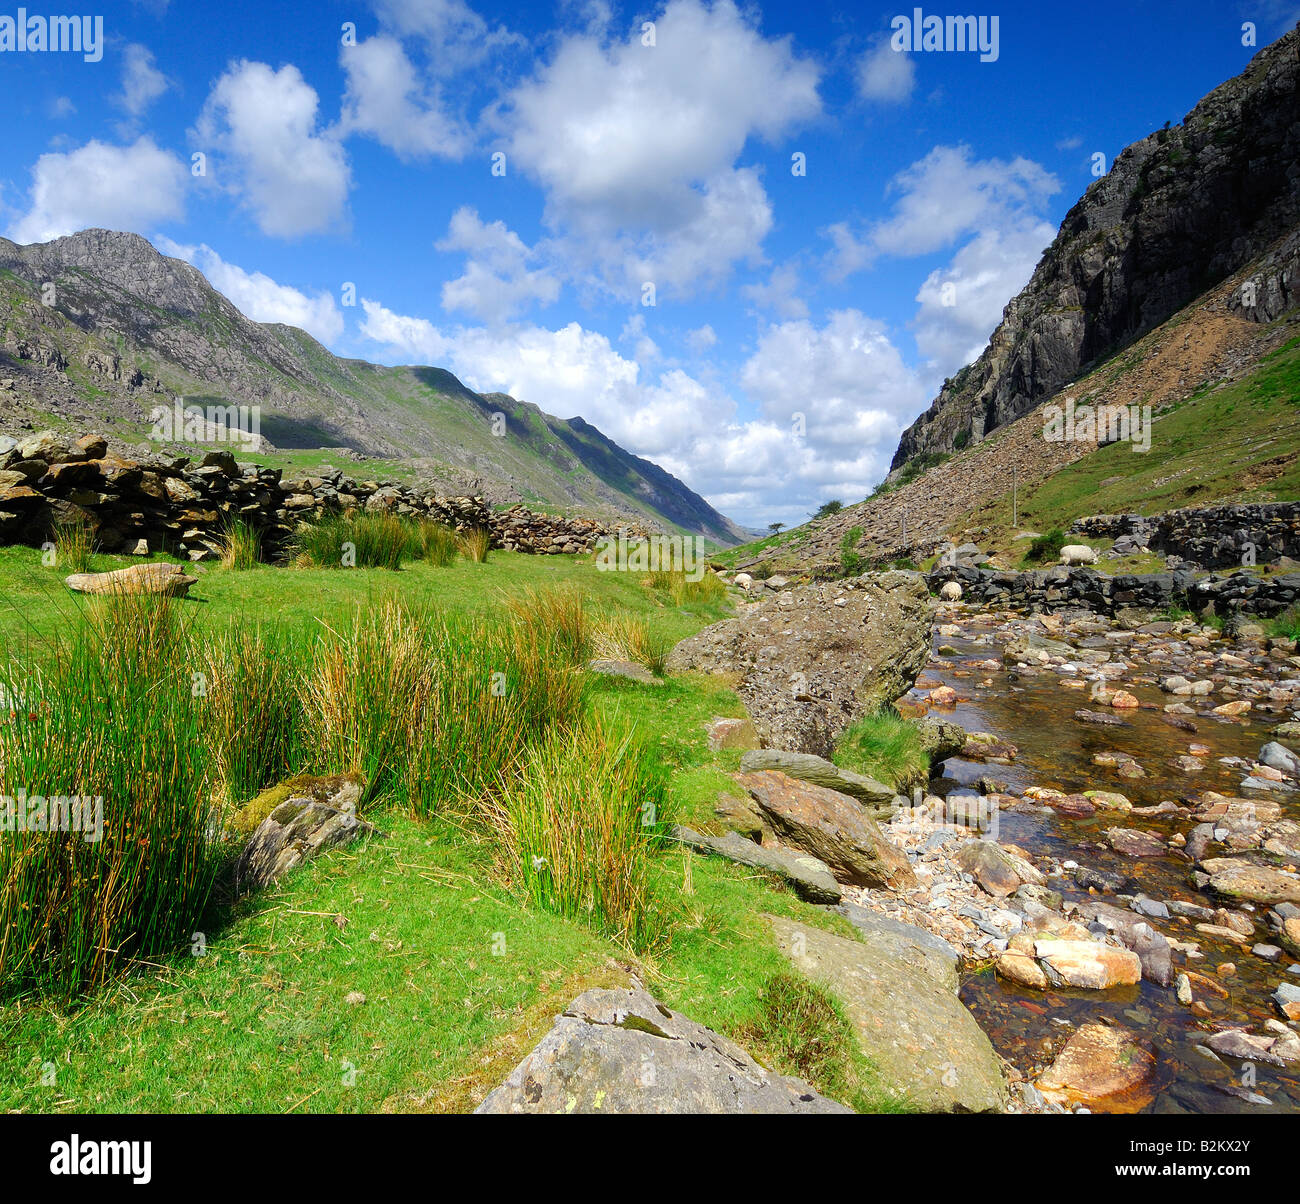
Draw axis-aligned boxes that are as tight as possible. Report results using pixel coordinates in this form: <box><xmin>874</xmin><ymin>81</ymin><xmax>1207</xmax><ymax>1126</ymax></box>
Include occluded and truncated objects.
<box><xmin>741</xmin><ymin>263</ymin><xmax>809</xmax><ymax>319</ymax></box>
<box><xmin>913</xmin><ymin>220</ymin><xmax>1055</xmax><ymax>381</ymax></box>
<box><xmin>155</xmin><ymin>237</ymin><xmax>344</xmax><ymax>345</ymax></box>
<box><xmin>116</xmin><ymin>43</ymin><xmax>169</xmax><ymax>116</ymax></box>
<box><xmin>49</xmin><ymin>96</ymin><xmax>76</xmax><ymax>118</ymax></box>
<box><xmin>195</xmin><ymin>61</ymin><xmax>350</xmax><ymax>238</ymax></box>
<box><xmin>369</xmin><ymin>0</ymin><xmax>522</xmax><ymax>65</ymax></box>
<box><xmin>339</xmin><ymin>35</ymin><xmax>470</xmax><ymax>159</ymax></box>
<box><xmin>686</xmin><ymin>324</ymin><xmax>717</xmax><ymax>353</ymax></box>
<box><xmin>497</xmin><ymin>0</ymin><xmax>820</xmax><ymax>296</ymax></box>
<box><xmin>856</xmin><ymin>38</ymin><xmax>914</xmax><ymax>103</ymax></box>
<box><xmin>359</xmin><ymin>298</ymin><xmax>926</xmax><ymax>526</ymax></box>
<box><xmin>9</xmin><ymin>137</ymin><xmax>187</xmax><ymax>244</ymax></box>
<box><xmin>434</xmin><ymin>207</ymin><xmax>559</xmax><ymax>323</ymax></box>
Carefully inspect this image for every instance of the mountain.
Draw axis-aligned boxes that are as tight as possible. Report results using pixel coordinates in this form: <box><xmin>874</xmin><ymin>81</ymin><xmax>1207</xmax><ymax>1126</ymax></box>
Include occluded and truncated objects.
<box><xmin>891</xmin><ymin>26</ymin><xmax>1300</xmax><ymax>474</ymax></box>
<box><xmin>0</xmin><ymin>228</ymin><xmax>748</xmax><ymax>546</ymax></box>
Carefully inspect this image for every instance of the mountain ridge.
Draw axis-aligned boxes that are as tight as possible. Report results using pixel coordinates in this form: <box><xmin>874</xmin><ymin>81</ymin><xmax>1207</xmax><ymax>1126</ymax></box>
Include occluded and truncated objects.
<box><xmin>0</xmin><ymin>228</ymin><xmax>749</xmax><ymax>545</ymax></box>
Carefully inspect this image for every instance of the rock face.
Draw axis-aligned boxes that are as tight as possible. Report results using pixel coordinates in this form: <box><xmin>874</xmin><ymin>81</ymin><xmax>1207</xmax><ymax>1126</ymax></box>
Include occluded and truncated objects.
<box><xmin>667</xmin><ymin>571</ymin><xmax>935</xmax><ymax>757</ymax></box>
<box><xmin>738</xmin><ymin>771</ymin><xmax>915</xmax><ymax>891</ymax></box>
<box><xmin>891</xmin><ymin>28</ymin><xmax>1300</xmax><ymax>470</ymax></box>
<box><xmin>475</xmin><ymin>984</ymin><xmax>851</xmax><ymax>1114</ymax></box>
<box><xmin>767</xmin><ymin>914</ymin><xmax>1007</xmax><ymax>1113</ymax></box>
<box><xmin>64</xmin><ymin>562</ymin><xmax>198</xmax><ymax>597</ymax></box>
<box><xmin>1037</xmin><ymin>1024</ymin><xmax>1157</xmax><ymax>1113</ymax></box>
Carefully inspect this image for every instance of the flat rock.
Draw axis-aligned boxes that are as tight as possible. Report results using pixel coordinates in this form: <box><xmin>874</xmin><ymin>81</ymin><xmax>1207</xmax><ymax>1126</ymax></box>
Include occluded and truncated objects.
<box><xmin>475</xmin><ymin>984</ymin><xmax>851</xmax><ymax>1114</ymax></box>
<box><xmin>1033</xmin><ymin>939</ymin><xmax>1143</xmax><ymax>990</ymax></box>
<box><xmin>767</xmin><ymin>914</ymin><xmax>1007</xmax><ymax>1113</ymax></box>
<box><xmin>65</xmin><ymin>562</ymin><xmax>199</xmax><ymax>597</ymax></box>
<box><xmin>1106</xmin><ymin>827</ymin><xmax>1167</xmax><ymax>858</ymax></box>
<box><xmin>671</xmin><ymin>825</ymin><xmax>841</xmax><ymax>904</ymax></box>
<box><xmin>587</xmin><ymin>658</ymin><xmax>660</xmax><ymax>684</ymax></box>
<box><xmin>739</xmin><ymin>748</ymin><xmax>895</xmax><ymax>816</ymax></box>
<box><xmin>1201</xmin><ymin>859</ymin><xmax>1300</xmax><ymax>905</ymax></box>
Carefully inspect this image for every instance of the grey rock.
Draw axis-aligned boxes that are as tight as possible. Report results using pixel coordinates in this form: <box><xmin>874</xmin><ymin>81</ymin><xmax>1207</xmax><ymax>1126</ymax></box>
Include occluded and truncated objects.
<box><xmin>671</xmin><ymin>825</ymin><xmax>841</xmax><ymax>905</ymax></box>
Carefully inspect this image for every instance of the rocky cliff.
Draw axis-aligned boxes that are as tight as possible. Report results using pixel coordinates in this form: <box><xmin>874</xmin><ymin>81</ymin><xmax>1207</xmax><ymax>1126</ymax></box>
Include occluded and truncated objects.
<box><xmin>891</xmin><ymin>27</ymin><xmax>1300</xmax><ymax>472</ymax></box>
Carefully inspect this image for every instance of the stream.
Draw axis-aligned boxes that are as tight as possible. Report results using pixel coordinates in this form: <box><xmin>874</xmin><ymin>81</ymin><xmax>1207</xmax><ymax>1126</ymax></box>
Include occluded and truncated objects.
<box><xmin>904</xmin><ymin>604</ymin><xmax>1300</xmax><ymax>1114</ymax></box>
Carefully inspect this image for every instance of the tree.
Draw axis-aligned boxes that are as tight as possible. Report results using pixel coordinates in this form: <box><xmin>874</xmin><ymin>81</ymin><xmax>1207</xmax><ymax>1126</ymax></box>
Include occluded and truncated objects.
<box><xmin>810</xmin><ymin>500</ymin><xmax>843</xmax><ymax>521</ymax></box>
<box><xmin>768</xmin><ymin>521</ymin><xmax>785</xmax><ymax>535</ymax></box>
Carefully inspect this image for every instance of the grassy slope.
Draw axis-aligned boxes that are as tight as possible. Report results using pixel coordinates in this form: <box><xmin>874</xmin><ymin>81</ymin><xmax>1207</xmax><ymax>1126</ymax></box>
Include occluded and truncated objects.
<box><xmin>0</xmin><ymin>550</ymin><xmax>891</xmax><ymax>1113</ymax></box>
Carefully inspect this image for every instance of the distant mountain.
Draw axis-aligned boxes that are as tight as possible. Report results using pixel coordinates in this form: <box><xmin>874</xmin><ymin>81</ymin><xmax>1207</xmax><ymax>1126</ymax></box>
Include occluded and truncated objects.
<box><xmin>890</xmin><ymin>26</ymin><xmax>1300</xmax><ymax>474</ymax></box>
<box><xmin>0</xmin><ymin>228</ymin><xmax>747</xmax><ymax>545</ymax></box>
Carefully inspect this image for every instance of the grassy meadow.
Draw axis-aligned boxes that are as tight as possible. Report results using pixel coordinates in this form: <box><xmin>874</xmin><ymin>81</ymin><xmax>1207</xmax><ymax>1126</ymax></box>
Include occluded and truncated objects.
<box><xmin>0</xmin><ymin>523</ymin><xmax>894</xmax><ymax>1113</ymax></box>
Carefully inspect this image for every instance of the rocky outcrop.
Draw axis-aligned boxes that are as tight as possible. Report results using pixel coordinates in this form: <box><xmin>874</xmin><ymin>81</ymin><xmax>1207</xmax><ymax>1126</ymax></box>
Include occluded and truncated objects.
<box><xmin>892</xmin><ymin>28</ymin><xmax>1300</xmax><ymax>471</ymax></box>
<box><xmin>474</xmin><ymin>984</ymin><xmax>851</xmax><ymax>1114</ymax></box>
<box><xmin>667</xmin><ymin>572</ymin><xmax>935</xmax><ymax>757</ymax></box>
<box><xmin>768</xmin><ymin>914</ymin><xmax>1007</xmax><ymax>1113</ymax></box>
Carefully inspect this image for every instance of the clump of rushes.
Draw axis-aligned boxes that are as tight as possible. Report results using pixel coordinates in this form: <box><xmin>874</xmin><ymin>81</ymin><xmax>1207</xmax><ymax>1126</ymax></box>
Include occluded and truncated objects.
<box><xmin>1269</xmin><ymin>604</ymin><xmax>1300</xmax><ymax>641</ymax></box>
<box><xmin>0</xmin><ymin>593</ymin><xmax>218</xmax><ymax>1001</ymax></box>
<box><xmin>457</xmin><ymin>526</ymin><xmax>492</xmax><ymax>564</ymax></box>
<box><xmin>1022</xmin><ymin>528</ymin><xmax>1066</xmax><ymax>565</ymax></box>
<box><xmin>831</xmin><ymin>707</ymin><xmax>928</xmax><ymax>792</ymax></box>
<box><xmin>507</xmin><ymin>584</ymin><xmax>592</xmax><ymax>666</ymax></box>
<box><xmin>593</xmin><ymin>612</ymin><xmax>671</xmax><ymax>676</ymax></box>
<box><xmin>646</xmin><ymin>568</ymin><xmax>727</xmax><ymax>606</ymax></box>
<box><xmin>199</xmin><ymin>625</ymin><xmax>302</xmax><ymax>809</ymax></box>
<box><xmin>293</xmin><ymin>511</ymin><xmax>411</xmax><ymax>570</ymax></box>
<box><xmin>416</xmin><ymin>520</ymin><xmax>458</xmax><ymax>567</ymax></box>
<box><xmin>52</xmin><ymin>517</ymin><xmax>94</xmax><ymax>574</ymax></box>
<box><xmin>488</xmin><ymin>715</ymin><xmax>671</xmax><ymax>949</ymax></box>
<box><xmin>217</xmin><ymin>517</ymin><xmax>261</xmax><ymax>570</ymax></box>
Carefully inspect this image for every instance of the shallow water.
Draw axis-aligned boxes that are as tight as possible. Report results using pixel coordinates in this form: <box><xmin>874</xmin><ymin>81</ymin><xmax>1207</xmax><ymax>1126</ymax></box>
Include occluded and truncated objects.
<box><xmin>909</xmin><ymin>609</ymin><xmax>1300</xmax><ymax>1114</ymax></box>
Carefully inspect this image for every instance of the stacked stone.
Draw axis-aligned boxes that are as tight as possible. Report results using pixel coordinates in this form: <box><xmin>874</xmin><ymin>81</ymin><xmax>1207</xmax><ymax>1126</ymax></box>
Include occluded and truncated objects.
<box><xmin>0</xmin><ymin>431</ymin><xmax>635</xmax><ymax>563</ymax></box>
<box><xmin>1070</xmin><ymin>502</ymin><xmax>1300</xmax><ymax>569</ymax></box>
<box><xmin>926</xmin><ymin>563</ymin><xmax>1300</xmax><ymax>618</ymax></box>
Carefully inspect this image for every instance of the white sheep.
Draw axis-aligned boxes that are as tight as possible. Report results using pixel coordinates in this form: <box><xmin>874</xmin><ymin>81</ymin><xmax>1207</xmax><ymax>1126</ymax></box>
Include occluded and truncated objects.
<box><xmin>1059</xmin><ymin>544</ymin><xmax>1099</xmax><ymax>566</ymax></box>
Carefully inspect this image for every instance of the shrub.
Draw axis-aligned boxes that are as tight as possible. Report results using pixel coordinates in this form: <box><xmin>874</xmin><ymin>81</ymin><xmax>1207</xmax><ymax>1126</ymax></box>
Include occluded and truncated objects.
<box><xmin>840</xmin><ymin>526</ymin><xmax>865</xmax><ymax>577</ymax></box>
<box><xmin>53</xmin><ymin>517</ymin><xmax>94</xmax><ymax>574</ymax></box>
<box><xmin>217</xmin><ymin>517</ymin><xmax>261</xmax><ymax>571</ymax></box>
<box><xmin>488</xmin><ymin>716</ymin><xmax>671</xmax><ymax>948</ymax></box>
<box><xmin>1023</xmin><ymin>528</ymin><xmax>1067</xmax><ymax>564</ymax></box>
<box><xmin>832</xmin><ymin>707</ymin><xmax>928</xmax><ymax>791</ymax></box>
<box><xmin>458</xmin><ymin>526</ymin><xmax>492</xmax><ymax>564</ymax></box>
<box><xmin>0</xmin><ymin>594</ymin><xmax>218</xmax><ymax>1000</ymax></box>
<box><xmin>811</xmin><ymin>500</ymin><xmax>844</xmax><ymax>520</ymax></box>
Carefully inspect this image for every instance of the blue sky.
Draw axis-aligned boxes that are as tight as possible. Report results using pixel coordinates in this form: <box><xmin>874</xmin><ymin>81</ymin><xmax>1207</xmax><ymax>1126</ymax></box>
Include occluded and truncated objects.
<box><xmin>1</xmin><ymin>0</ymin><xmax>1296</xmax><ymax>526</ymax></box>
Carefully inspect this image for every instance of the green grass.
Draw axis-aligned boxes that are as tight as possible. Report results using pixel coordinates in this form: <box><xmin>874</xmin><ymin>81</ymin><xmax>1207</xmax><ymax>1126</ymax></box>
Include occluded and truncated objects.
<box><xmin>0</xmin><ymin>546</ymin><xmax>906</xmax><ymax>1112</ymax></box>
<box><xmin>1021</xmin><ymin>527</ymin><xmax>1067</xmax><ymax>565</ymax></box>
<box><xmin>832</xmin><ymin>708</ymin><xmax>928</xmax><ymax>792</ymax></box>
<box><xmin>1269</xmin><ymin>604</ymin><xmax>1300</xmax><ymax>640</ymax></box>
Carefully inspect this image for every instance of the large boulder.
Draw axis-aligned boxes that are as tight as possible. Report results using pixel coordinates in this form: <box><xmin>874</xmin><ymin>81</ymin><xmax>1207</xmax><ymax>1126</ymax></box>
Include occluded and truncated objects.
<box><xmin>475</xmin><ymin>984</ymin><xmax>851</xmax><ymax>1114</ymax></box>
<box><xmin>738</xmin><ymin>770</ymin><xmax>915</xmax><ymax>890</ymax></box>
<box><xmin>65</xmin><ymin>562</ymin><xmax>199</xmax><ymax>597</ymax></box>
<box><xmin>767</xmin><ymin>914</ymin><xmax>1007</xmax><ymax>1113</ymax></box>
<box><xmin>667</xmin><ymin>571</ymin><xmax>935</xmax><ymax>757</ymax></box>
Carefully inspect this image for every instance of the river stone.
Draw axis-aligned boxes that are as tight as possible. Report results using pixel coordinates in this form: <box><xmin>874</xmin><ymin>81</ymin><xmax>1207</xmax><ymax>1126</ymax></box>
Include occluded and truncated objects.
<box><xmin>767</xmin><ymin>914</ymin><xmax>1007</xmax><ymax>1113</ymax></box>
<box><xmin>1072</xmin><ymin>901</ymin><xmax>1173</xmax><ymax>986</ymax></box>
<box><xmin>1200</xmin><ymin>859</ymin><xmax>1300</xmax><ymax>905</ymax></box>
<box><xmin>738</xmin><ymin>749</ymin><xmax>895</xmax><ymax>817</ymax></box>
<box><xmin>667</xmin><ymin>571</ymin><xmax>934</xmax><ymax>757</ymax></box>
<box><xmin>996</xmin><ymin>951</ymin><xmax>1049</xmax><ymax>990</ymax></box>
<box><xmin>1106</xmin><ymin>827</ymin><xmax>1167</xmax><ymax>858</ymax></box>
<box><xmin>1282</xmin><ymin>917</ymin><xmax>1300</xmax><ymax>956</ymax></box>
<box><xmin>65</xmin><ymin>562</ymin><xmax>199</xmax><ymax>597</ymax></box>
<box><xmin>738</xmin><ymin>771</ymin><xmax>915</xmax><ymax>890</ymax></box>
<box><xmin>1260</xmin><ymin>741</ymin><xmax>1300</xmax><ymax>778</ymax></box>
<box><xmin>671</xmin><ymin>825</ymin><xmax>841</xmax><ymax>904</ymax></box>
<box><xmin>1037</xmin><ymin>1024</ymin><xmax>1157</xmax><ymax>1113</ymax></box>
<box><xmin>475</xmin><ymin>984</ymin><xmax>851</xmax><ymax>1114</ymax></box>
<box><xmin>1033</xmin><ymin>939</ymin><xmax>1143</xmax><ymax>989</ymax></box>
<box><xmin>956</xmin><ymin>839</ymin><xmax>1042</xmax><ymax>898</ymax></box>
